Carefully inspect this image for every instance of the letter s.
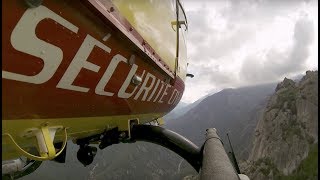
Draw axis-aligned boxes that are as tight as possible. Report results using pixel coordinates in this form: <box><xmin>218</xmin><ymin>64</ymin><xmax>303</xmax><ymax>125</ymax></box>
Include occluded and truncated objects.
<box><xmin>3</xmin><ymin>5</ymin><xmax>79</xmax><ymax>84</ymax></box>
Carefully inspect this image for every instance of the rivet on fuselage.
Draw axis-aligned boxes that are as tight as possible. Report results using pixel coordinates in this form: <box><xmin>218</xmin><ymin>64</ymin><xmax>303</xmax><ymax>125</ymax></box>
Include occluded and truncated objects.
<box><xmin>131</xmin><ymin>75</ymin><xmax>142</xmax><ymax>86</ymax></box>
<box><xmin>25</xmin><ymin>0</ymin><xmax>43</xmax><ymax>8</ymax></box>
<box><xmin>119</xmin><ymin>132</ymin><xmax>126</xmax><ymax>138</ymax></box>
<box><xmin>128</xmin><ymin>55</ymin><xmax>135</xmax><ymax>66</ymax></box>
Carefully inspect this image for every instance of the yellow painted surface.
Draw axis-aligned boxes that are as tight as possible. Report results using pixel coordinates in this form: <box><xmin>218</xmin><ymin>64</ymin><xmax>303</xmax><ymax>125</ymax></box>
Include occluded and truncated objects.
<box><xmin>177</xmin><ymin>2</ymin><xmax>188</xmax><ymax>81</ymax></box>
<box><xmin>110</xmin><ymin>0</ymin><xmax>177</xmax><ymax>72</ymax></box>
<box><xmin>110</xmin><ymin>0</ymin><xmax>188</xmax><ymax>80</ymax></box>
<box><xmin>2</xmin><ymin>113</ymin><xmax>163</xmax><ymax>160</ymax></box>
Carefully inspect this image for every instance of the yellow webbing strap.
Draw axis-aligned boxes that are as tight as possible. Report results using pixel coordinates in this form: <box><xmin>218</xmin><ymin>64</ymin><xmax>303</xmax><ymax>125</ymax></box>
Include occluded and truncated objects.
<box><xmin>39</xmin><ymin>125</ymin><xmax>56</xmax><ymax>158</ymax></box>
<box><xmin>2</xmin><ymin>127</ymin><xmax>68</xmax><ymax>161</ymax></box>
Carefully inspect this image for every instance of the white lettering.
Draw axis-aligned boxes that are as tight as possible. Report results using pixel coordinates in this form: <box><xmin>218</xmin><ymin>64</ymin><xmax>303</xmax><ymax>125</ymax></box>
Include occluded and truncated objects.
<box><xmin>158</xmin><ymin>84</ymin><xmax>172</xmax><ymax>103</ymax></box>
<box><xmin>147</xmin><ymin>79</ymin><xmax>160</xmax><ymax>101</ymax></box>
<box><xmin>153</xmin><ymin>81</ymin><xmax>165</xmax><ymax>102</ymax></box>
<box><xmin>174</xmin><ymin>92</ymin><xmax>182</xmax><ymax>105</ymax></box>
<box><xmin>95</xmin><ymin>54</ymin><xmax>127</xmax><ymax>96</ymax></box>
<box><xmin>134</xmin><ymin>72</ymin><xmax>156</xmax><ymax>101</ymax></box>
<box><xmin>4</xmin><ymin>5</ymin><xmax>78</xmax><ymax>84</ymax></box>
<box><xmin>118</xmin><ymin>65</ymin><xmax>145</xmax><ymax>98</ymax></box>
<box><xmin>168</xmin><ymin>88</ymin><xmax>179</xmax><ymax>104</ymax></box>
<box><xmin>57</xmin><ymin>35</ymin><xmax>111</xmax><ymax>92</ymax></box>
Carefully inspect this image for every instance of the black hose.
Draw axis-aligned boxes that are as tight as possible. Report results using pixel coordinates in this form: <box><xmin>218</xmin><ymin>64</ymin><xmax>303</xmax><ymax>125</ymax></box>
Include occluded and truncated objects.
<box><xmin>131</xmin><ymin>124</ymin><xmax>202</xmax><ymax>172</ymax></box>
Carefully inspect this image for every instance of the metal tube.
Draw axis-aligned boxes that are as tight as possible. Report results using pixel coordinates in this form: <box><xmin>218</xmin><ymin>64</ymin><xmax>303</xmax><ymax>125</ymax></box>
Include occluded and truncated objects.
<box><xmin>2</xmin><ymin>159</ymin><xmax>24</xmax><ymax>175</ymax></box>
<box><xmin>131</xmin><ymin>124</ymin><xmax>202</xmax><ymax>172</ymax></box>
<box><xmin>200</xmin><ymin>128</ymin><xmax>240</xmax><ymax>180</ymax></box>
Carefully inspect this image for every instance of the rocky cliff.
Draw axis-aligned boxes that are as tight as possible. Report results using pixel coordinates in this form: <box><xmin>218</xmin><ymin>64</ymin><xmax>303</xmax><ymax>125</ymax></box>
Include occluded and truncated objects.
<box><xmin>243</xmin><ymin>71</ymin><xmax>318</xmax><ymax>179</ymax></box>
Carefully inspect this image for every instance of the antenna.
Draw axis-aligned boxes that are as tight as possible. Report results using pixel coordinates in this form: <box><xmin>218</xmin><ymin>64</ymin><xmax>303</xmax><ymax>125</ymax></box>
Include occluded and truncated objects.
<box><xmin>227</xmin><ymin>133</ymin><xmax>241</xmax><ymax>174</ymax></box>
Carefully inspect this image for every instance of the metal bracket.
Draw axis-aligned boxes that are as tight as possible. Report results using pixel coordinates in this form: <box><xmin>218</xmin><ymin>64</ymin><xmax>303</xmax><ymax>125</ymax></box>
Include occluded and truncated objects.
<box><xmin>171</xmin><ymin>21</ymin><xmax>187</xmax><ymax>31</ymax></box>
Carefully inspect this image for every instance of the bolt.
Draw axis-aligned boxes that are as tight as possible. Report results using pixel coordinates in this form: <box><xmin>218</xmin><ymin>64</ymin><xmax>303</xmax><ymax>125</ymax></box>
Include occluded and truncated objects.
<box><xmin>128</xmin><ymin>55</ymin><xmax>135</xmax><ymax>65</ymax></box>
<box><xmin>119</xmin><ymin>132</ymin><xmax>126</xmax><ymax>138</ymax></box>
<box><xmin>131</xmin><ymin>75</ymin><xmax>142</xmax><ymax>86</ymax></box>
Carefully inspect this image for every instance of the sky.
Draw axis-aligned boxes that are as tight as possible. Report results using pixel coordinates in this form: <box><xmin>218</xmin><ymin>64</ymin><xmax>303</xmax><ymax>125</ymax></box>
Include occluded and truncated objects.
<box><xmin>180</xmin><ymin>0</ymin><xmax>318</xmax><ymax>103</ymax></box>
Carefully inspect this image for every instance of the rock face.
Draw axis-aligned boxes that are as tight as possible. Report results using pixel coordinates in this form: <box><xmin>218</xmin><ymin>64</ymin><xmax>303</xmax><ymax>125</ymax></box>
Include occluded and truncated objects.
<box><xmin>244</xmin><ymin>71</ymin><xmax>318</xmax><ymax>179</ymax></box>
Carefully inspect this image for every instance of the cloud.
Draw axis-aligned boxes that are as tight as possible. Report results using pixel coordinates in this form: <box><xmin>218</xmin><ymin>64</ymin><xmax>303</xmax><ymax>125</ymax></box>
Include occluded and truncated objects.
<box><xmin>239</xmin><ymin>16</ymin><xmax>314</xmax><ymax>84</ymax></box>
<box><xmin>186</xmin><ymin>3</ymin><xmax>256</xmax><ymax>64</ymax></box>
<box><xmin>291</xmin><ymin>16</ymin><xmax>315</xmax><ymax>54</ymax></box>
<box><xmin>181</xmin><ymin>0</ymin><xmax>317</xmax><ymax>103</ymax></box>
<box><xmin>192</xmin><ymin>64</ymin><xmax>237</xmax><ymax>86</ymax></box>
<box><xmin>190</xmin><ymin>28</ymin><xmax>254</xmax><ymax>60</ymax></box>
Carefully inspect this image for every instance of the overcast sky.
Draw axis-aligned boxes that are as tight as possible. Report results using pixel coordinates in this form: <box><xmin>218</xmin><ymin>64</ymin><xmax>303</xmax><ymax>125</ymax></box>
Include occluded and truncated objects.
<box><xmin>180</xmin><ymin>0</ymin><xmax>318</xmax><ymax>103</ymax></box>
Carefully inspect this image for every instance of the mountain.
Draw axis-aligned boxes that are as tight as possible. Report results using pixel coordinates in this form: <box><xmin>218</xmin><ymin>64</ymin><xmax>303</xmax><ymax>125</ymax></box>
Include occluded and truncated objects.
<box><xmin>166</xmin><ymin>83</ymin><xmax>277</xmax><ymax>160</ymax></box>
<box><xmin>164</xmin><ymin>95</ymin><xmax>208</xmax><ymax>122</ymax></box>
<box><xmin>164</xmin><ymin>101</ymin><xmax>189</xmax><ymax>121</ymax></box>
<box><xmin>242</xmin><ymin>71</ymin><xmax>318</xmax><ymax>180</ymax></box>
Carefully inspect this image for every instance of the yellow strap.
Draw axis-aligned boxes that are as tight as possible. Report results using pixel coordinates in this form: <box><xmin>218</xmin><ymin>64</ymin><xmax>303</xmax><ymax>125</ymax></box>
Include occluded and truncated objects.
<box><xmin>2</xmin><ymin>128</ymin><xmax>68</xmax><ymax>161</ymax></box>
<box><xmin>40</xmin><ymin>126</ymin><xmax>56</xmax><ymax>158</ymax></box>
